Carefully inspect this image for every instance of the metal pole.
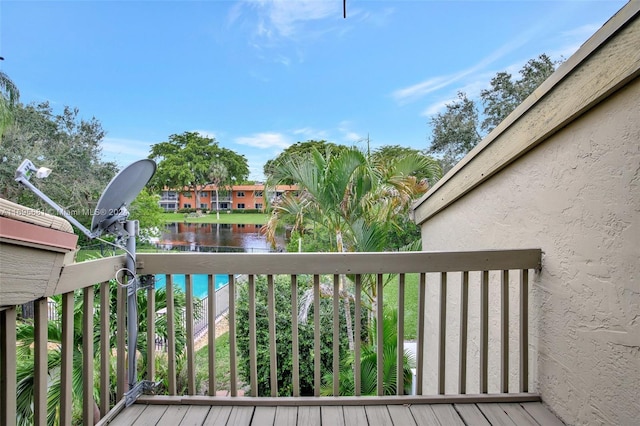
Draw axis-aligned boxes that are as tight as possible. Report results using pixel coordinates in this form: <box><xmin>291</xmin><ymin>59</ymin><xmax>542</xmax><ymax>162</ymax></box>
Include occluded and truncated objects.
<box><xmin>125</xmin><ymin>220</ymin><xmax>138</xmax><ymax>392</ymax></box>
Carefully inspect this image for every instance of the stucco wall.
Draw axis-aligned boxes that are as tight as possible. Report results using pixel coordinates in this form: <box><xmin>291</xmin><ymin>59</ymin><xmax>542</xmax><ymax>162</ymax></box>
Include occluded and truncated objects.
<box><xmin>417</xmin><ymin>73</ymin><xmax>639</xmax><ymax>424</ymax></box>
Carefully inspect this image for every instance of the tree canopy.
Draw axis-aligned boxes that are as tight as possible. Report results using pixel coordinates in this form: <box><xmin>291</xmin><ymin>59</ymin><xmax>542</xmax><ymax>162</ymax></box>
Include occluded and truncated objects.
<box><xmin>148</xmin><ymin>131</ymin><xmax>249</xmax><ymax>209</ymax></box>
<box><xmin>428</xmin><ymin>54</ymin><xmax>559</xmax><ymax>172</ymax></box>
<box><xmin>0</xmin><ymin>70</ymin><xmax>20</xmax><ymax>138</ymax></box>
<box><xmin>263</xmin><ymin>140</ymin><xmax>347</xmax><ymax>182</ymax></box>
<box><xmin>0</xmin><ymin>102</ymin><xmax>118</xmax><ymax>243</ymax></box>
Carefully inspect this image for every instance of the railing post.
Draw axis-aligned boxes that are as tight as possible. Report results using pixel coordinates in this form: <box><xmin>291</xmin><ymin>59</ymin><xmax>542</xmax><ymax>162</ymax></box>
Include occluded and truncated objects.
<box><xmin>34</xmin><ymin>297</ymin><xmax>48</xmax><ymax>426</ymax></box>
<box><xmin>185</xmin><ymin>274</ymin><xmax>195</xmax><ymax>395</ymax></box>
<box><xmin>376</xmin><ymin>274</ymin><xmax>384</xmax><ymax>397</ymax></box>
<box><xmin>229</xmin><ymin>274</ymin><xmax>237</xmax><ymax>397</ymax></box>
<box><xmin>458</xmin><ymin>271</ymin><xmax>469</xmax><ymax>395</ymax></box>
<box><xmin>416</xmin><ymin>273</ymin><xmax>426</xmax><ymax>396</ymax></box>
<box><xmin>520</xmin><ymin>269</ymin><xmax>529</xmax><ymax>393</ymax></box>
<box><xmin>166</xmin><ymin>275</ymin><xmax>177</xmax><ymax>395</ymax></box>
<box><xmin>61</xmin><ymin>292</ymin><xmax>74</xmax><ymax>425</ymax></box>
<box><xmin>248</xmin><ymin>275</ymin><xmax>258</xmax><ymax>396</ymax></box>
<box><xmin>397</xmin><ymin>274</ymin><xmax>405</xmax><ymax>396</ymax></box>
<box><xmin>438</xmin><ymin>272</ymin><xmax>447</xmax><ymax>395</ymax></box>
<box><xmin>480</xmin><ymin>270</ymin><xmax>489</xmax><ymax>394</ymax></box>
<box><xmin>313</xmin><ymin>275</ymin><xmax>320</xmax><ymax>397</ymax></box>
<box><xmin>291</xmin><ymin>275</ymin><xmax>300</xmax><ymax>397</ymax></box>
<box><xmin>207</xmin><ymin>274</ymin><xmax>216</xmax><ymax>395</ymax></box>
<box><xmin>501</xmin><ymin>270</ymin><xmax>509</xmax><ymax>393</ymax></box>
<box><xmin>333</xmin><ymin>274</ymin><xmax>340</xmax><ymax>396</ymax></box>
<box><xmin>83</xmin><ymin>286</ymin><xmax>95</xmax><ymax>426</ymax></box>
<box><xmin>354</xmin><ymin>275</ymin><xmax>362</xmax><ymax>396</ymax></box>
<box><xmin>1</xmin><ymin>307</ymin><xmax>17</xmax><ymax>426</ymax></box>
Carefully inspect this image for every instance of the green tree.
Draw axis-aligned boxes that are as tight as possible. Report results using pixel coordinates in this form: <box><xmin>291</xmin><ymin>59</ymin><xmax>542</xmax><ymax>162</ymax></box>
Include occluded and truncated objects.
<box><xmin>263</xmin><ymin>140</ymin><xmax>347</xmax><ymax>183</ymax></box>
<box><xmin>481</xmin><ymin>54</ymin><xmax>557</xmax><ymax>133</ymax></box>
<box><xmin>0</xmin><ymin>102</ymin><xmax>118</xmax><ymax>244</ymax></box>
<box><xmin>128</xmin><ymin>188</ymin><xmax>165</xmax><ymax>242</ymax></box>
<box><xmin>208</xmin><ymin>161</ymin><xmax>228</xmax><ymax>220</ymax></box>
<box><xmin>0</xmin><ymin>70</ymin><xmax>20</xmax><ymax>138</ymax></box>
<box><xmin>427</xmin><ymin>91</ymin><xmax>481</xmax><ymax>172</ymax></box>
<box><xmin>149</xmin><ymin>132</ymin><xmax>249</xmax><ymax>211</ymax></box>
<box><xmin>235</xmin><ymin>275</ymin><xmax>358</xmax><ymax>396</ymax></box>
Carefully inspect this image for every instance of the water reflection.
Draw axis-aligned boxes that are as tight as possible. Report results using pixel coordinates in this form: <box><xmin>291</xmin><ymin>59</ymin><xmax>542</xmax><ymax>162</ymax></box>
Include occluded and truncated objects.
<box><xmin>156</xmin><ymin>222</ymin><xmax>282</xmax><ymax>252</ymax></box>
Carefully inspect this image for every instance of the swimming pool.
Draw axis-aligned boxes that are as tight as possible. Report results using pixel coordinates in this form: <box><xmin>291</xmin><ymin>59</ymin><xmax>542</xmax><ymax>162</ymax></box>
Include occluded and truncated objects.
<box><xmin>154</xmin><ymin>274</ymin><xmax>229</xmax><ymax>299</ymax></box>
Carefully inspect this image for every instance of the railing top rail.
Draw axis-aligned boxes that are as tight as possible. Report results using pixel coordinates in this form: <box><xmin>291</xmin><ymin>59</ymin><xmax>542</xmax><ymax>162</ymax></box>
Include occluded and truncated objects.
<box><xmin>137</xmin><ymin>249</ymin><xmax>541</xmax><ymax>275</ymax></box>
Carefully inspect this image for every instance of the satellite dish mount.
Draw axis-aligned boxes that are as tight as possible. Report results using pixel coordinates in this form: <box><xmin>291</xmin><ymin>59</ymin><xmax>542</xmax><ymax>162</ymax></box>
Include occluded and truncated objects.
<box><xmin>16</xmin><ymin>158</ymin><xmax>157</xmax><ymax>406</ymax></box>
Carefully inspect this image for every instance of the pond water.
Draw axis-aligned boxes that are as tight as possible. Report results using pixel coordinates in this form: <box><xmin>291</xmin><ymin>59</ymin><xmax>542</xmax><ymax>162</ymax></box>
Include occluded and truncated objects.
<box><xmin>154</xmin><ymin>222</ymin><xmax>283</xmax><ymax>253</ymax></box>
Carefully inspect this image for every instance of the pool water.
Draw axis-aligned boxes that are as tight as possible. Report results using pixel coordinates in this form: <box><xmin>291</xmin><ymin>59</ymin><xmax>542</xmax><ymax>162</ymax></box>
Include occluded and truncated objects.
<box><xmin>155</xmin><ymin>274</ymin><xmax>229</xmax><ymax>299</ymax></box>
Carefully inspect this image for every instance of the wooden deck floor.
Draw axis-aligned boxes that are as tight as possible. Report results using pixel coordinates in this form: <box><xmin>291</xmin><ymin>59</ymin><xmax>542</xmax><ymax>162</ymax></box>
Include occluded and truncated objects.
<box><xmin>105</xmin><ymin>400</ymin><xmax>564</xmax><ymax>426</ymax></box>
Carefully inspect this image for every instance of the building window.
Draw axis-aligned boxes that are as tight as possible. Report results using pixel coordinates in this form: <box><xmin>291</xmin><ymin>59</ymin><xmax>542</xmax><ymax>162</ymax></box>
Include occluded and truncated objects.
<box><xmin>255</xmin><ymin>203</ymin><xmax>263</xmax><ymax>210</ymax></box>
<box><xmin>237</xmin><ymin>203</ymin><xmax>245</xmax><ymax>209</ymax></box>
<box><xmin>254</xmin><ymin>190</ymin><xmax>263</xmax><ymax>197</ymax></box>
<box><xmin>200</xmin><ymin>203</ymin><xmax>208</xmax><ymax>209</ymax></box>
<box><xmin>237</xmin><ymin>191</ymin><xmax>245</xmax><ymax>197</ymax></box>
<box><xmin>183</xmin><ymin>203</ymin><xmax>192</xmax><ymax>208</ymax></box>
<box><xmin>199</xmin><ymin>191</ymin><xmax>208</xmax><ymax>197</ymax></box>
<box><xmin>219</xmin><ymin>203</ymin><xmax>229</xmax><ymax>210</ymax></box>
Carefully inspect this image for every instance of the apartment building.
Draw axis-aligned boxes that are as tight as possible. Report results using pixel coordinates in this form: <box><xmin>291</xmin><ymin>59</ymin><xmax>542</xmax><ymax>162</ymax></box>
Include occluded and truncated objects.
<box><xmin>159</xmin><ymin>184</ymin><xmax>298</xmax><ymax>212</ymax></box>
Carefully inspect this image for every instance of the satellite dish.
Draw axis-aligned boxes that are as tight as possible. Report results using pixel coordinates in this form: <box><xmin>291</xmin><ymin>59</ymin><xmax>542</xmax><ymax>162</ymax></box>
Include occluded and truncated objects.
<box><xmin>91</xmin><ymin>159</ymin><xmax>156</xmax><ymax>237</ymax></box>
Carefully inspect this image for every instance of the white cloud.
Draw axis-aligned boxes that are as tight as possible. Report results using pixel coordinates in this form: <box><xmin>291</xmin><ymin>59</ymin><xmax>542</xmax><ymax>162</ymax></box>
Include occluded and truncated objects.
<box><xmin>255</xmin><ymin>0</ymin><xmax>337</xmax><ymax>38</ymax></box>
<box><xmin>292</xmin><ymin>127</ymin><xmax>328</xmax><ymax>140</ymax></box>
<box><xmin>235</xmin><ymin>132</ymin><xmax>291</xmax><ymax>149</ymax></box>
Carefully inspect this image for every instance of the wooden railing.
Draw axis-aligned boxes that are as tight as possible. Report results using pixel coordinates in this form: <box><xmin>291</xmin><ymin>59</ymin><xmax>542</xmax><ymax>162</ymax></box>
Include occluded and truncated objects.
<box><xmin>0</xmin><ymin>249</ymin><xmax>541</xmax><ymax>425</ymax></box>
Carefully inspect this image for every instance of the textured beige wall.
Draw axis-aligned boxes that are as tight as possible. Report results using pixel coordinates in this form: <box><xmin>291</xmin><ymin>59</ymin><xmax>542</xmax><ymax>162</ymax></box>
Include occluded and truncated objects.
<box><xmin>418</xmin><ymin>77</ymin><xmax>639</xmax><ymax>424</ymax></box>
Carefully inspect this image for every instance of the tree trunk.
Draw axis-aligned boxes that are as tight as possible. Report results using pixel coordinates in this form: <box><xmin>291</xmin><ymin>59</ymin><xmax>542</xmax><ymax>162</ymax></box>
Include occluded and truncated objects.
<box><xmin>336</xmin><ymin>230</ymin><xmax>355</xmax><ymax>352</ymax></box>
<box><xmin>215</xmin><ymin>188</ymin><xmax>220</xmax><ymax>220</ymax></box>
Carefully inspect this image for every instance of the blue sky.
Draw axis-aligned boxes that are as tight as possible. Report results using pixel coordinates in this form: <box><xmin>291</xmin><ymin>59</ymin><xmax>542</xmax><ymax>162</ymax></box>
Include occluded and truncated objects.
<box><xmin>1</xmin><ymin>0</ymin><xmax>628</xmax><ymax>180</ymax></box>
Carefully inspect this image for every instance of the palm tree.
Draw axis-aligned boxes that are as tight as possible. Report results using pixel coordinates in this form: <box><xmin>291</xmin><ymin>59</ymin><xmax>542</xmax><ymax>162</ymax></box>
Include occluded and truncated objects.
<box><xmin>208</xmin><ymin>161</ymin><xmax>228</xmax><ymax>221</ymax></box>
<box><xmin>0</xmin><ymin>69</ymin><xmax>20</xmax><ymax>138</ymax></box>
<box><xmin>14</xmin><ymin>281</ymin><xmax>188</xmax><ymax>425</ymax></box>
<box><xmin>265</xmin><ymin>146</ymin><xmax>441</xmax><ymax>346</ymax></box>
<box><xmin>320</xmin><ymin>308</ymin><xmax>414</xmax><ymax>396</ymax></box>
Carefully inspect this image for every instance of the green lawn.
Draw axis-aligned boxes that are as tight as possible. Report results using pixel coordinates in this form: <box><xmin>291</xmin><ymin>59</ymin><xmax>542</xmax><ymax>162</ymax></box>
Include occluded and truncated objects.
<box><xmin>383</xmin><ymin>273</ymin><xmax>420</xmax><ymax>341</ymax></box>
<box><xmin>162</xmin><ymin>212</ymin><xmax>268</xmax><ymax>224</ymax></box>
<box><xmin>196</xmin><ymin>332</ymin><xmax>233</xmax><ymax>393</ymax></box>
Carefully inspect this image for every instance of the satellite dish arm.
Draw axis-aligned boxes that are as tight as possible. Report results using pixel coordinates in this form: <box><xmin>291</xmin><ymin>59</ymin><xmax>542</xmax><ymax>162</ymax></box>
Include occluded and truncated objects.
<box><xmin>15</xmin><ymin>160</ymin><xmax>96</xmax><ymax>239</ymax></box>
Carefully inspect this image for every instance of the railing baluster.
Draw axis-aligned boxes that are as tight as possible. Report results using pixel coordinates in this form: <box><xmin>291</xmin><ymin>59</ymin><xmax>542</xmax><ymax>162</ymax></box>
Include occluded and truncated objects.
<box><xmin>438</xmin><ymin>272</ymin><xmax>447</xmax><ymax>395</ymax></box>
<box><xmin>0</xmin><ymin>307</ymin><xmax>17</xmax><ymax>426</ymax></box>
<box><xmin>248</xmin><ymin>275</ymin><xmax>258</xmax><ymax>396</ymax></box>
<box><xmin>147</xmin><ymin>281</ymin><xmax>155</xmax><ymax>384</ymax></box>
<box><xmin>207</xmin><ymin>274</ymin><xmax>216</xmax><ymax>395</ymax></box>
<box><xmin>480</xmin><ymin>270</ymin><xmax>489</xmax><ymax>394</ymax></box>
<box><xmin>34</xmin><ymin>298</ymin><xmax>47</xmax><ymax>426</ymax></box>
<box><xmin>291</xmin><ymin>275</ymin><xmax>300</xmax><ymax>397</ymax></box>
<box><xmin>501</xmin><ymin>270</ymin><xmax>509</xmax><ymax>393</ymax></box>
<box><xmin>166</xmin><ymin>275</ymin><xmax>177</xmax><ymax>395</ymax></box>
<box><xmin>397</xmin><ymin>274</ymin><xmax>405</xmax><ymax>395</ymax></box>
<box><xmin>333</xmin><ymin>274</ymin><xmax>340</xmax><ymax>396</ymax></box>
<box><xmin>416</xmin><ymin>273</ymin><xmax>425</xmax><ymax>396</ymax></box>
<box><xmin>520</xmin><ymin>269</ymin><xmax>529</xmax><ymax>393</ymax></box>
<box><xmin>83</xmin><ymin>286</ymin><xmax>94</xmax><ymax>426</ymax></box>
<box><xmin>185</xmin><ymin>274</ymin><xmax>195</xmax><ymax>395</ymax></box>
<box><xmin>458</xmin><ymin>271</ymin><xmax>469</xmax><ymax>395</ymax></box>
<box><xmin>376</xmin><ymin>273</ymin><xmax>384</xmax><ymax>396</ymax></box>
<box><xmin>268</xmin><ymin>275</ymin><xmax>278</xmax><ymax>397</ymax></box>
<box><xmin>116</xmin><ymin>281</ymin><xmax>126</xmax><ymax>399</ymax></box>
<box><xmin>61</xmin><ymin>291</ymin><xmax>74</xmax><ymax>425</ymax></box>
<box><xmin>354</xmin><ymin>274</ymin><xmax>362</xmax><ymax>396</ymax></box>
<box><xmin>229</xmin><ymin>274</ymin><xmax>237</xmax><ymax>396</ymax></box>
<box><xmin>313</xmin><ymin>274</ymin><xmax>320</xmax><ymax>397</ymax></box>
<box><xmin>100</xmin><ymin>283</ymin><xmax>110</xmax><ymax>417</ymax></box>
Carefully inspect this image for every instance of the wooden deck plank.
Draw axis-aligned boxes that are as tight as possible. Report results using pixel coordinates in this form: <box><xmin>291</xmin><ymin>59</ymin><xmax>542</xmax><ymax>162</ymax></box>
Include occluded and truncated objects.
<box><xmin>477</xmin><ymin>403</ymin><xmax>517</xmax><ymax>426</ymax></box>
<box><xmin>157</xmin><ymin>405</ymin><xmax>189</xmax><ymax>425</ymax></box>
<box><xmin>386</xmin><ymin>405</ymin><xmax>417</xmax><ymax>425</ymax></box>
<box><xmin>521</xmin><ymin>402</ymin><xmax>565</xmax><ymax>426</ymax></box>
<box><xmin>431</xmin><ymin>404</ymin><xmax>465</xmax><ymax>426</ymax></box>
<box><xmin>225</xmin><ymin>406</ymin><xmax>254</xmax><ymax>426</ymax></box>
<box><xmin>365</xmin><ymin>405</ymin><xmax>393</xmax><ymax>426</ymax></box>
<box><xmin>343</xmin><ymin>406</ymin><xmax>368</xmax><ymax>426</ymax></box>
<box><xmin>203</xmin><ymin>406</ymin><xmax>233</xmax><ymax>426</ymax></box>
<box><xmin>274</xmin><ymin>406</ymin><xmax>298</xmax><ymax>425</ymax></box>
<box><xmin>321</xmin><ymin>406</ymin><xmax>345</xmax><ymax>426</ymax></box>
<box><xmin>251</xmin><ymin>406</ymin><xmax>276</xmax><ymax>426</ymax></box>
<box><xmin>409</xmin><ymin>405</ymin><xmax>440</xmax><ymax>425</ymax></box>
<box><xmin>500</xmin><ymin>403</ymin><xmax>539</xmax><ymax>426</ymax></box>
<box><xmin>179</xmin><ymin>405</ymin><xmax>212</xmax><ymax>425</ymax></box>
<box><xmin>109</xmin><ymin>404</ymin><xmax>146</xmax><ymax>426</ymax></box>
<box><xmin>454</xmin><ymin>404</ymin><xmax>491</xmax><ymax>426</ymax></box>
<box><xmin>298</xmin><ymin>406</ymin><xmax>321</xmax><ymax>426</ymax></box>
<box><xmin>129</xmin><ymin>405</ymin><xmax>168</xmax><ymax>425</ymax></box>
